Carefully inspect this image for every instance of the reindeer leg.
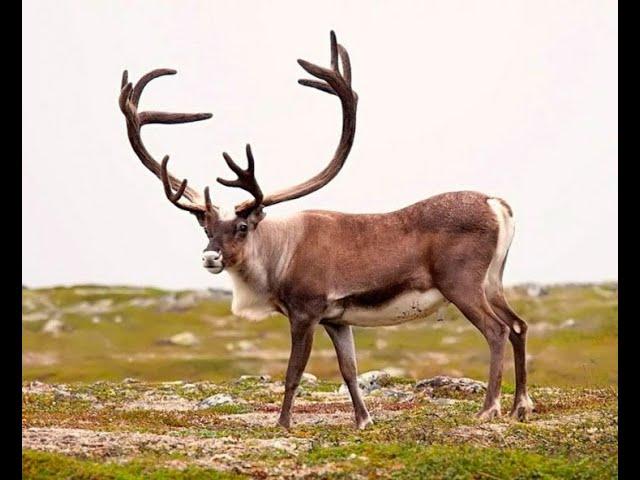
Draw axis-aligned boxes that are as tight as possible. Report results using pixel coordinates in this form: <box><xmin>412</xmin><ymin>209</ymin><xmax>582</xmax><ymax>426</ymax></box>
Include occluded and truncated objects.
<box><xmin>277</xmin><ymin>316</ymin><xmax>317</xmax><ymax>429</ymax></box>
<box><xmin>323</xmin><ymin>322</ymin><xmax>372</xmax><ymax>429</ymax></box>
<box><xmin>441</xmin><ymin>284</ymin><xmax>509</xmax><ymax>420</ymax></box>
<box><xmin>487</xmin><ymin>292</ymin><xmax>534</xmax><ymax>420</ymax></box>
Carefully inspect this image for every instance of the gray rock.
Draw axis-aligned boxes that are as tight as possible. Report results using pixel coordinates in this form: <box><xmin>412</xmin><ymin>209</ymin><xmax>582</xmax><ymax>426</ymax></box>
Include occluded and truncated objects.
<box><xmin>338</xmin><ymin>370</ymin><xmax>391</xmax><ymax>395</ymax></box>
<box><xmin>238</xmin><ymin>374</ymin><xmax>272</xmax><ymax>383</ymax></box>
<box><xmin>197</xmin><ymin>393</ymin><xmax>237</xmax><ymax>408</ymax></box>
<box><xmin>301</xmin><ymin>373</ymin><xmax>318</xmax><ymax>385</ymax></box>
<box><xmin>415</xmin><ymin>375</ymin><xmax>486</xmax><ymax>394</ymax></box>
<box><xmin>41</xmin><ymin>316</ymin><xmax>65</xmax><ymax>335</ymax></box>
<box><xmin>159</xmin><ymin>331</ymin><xmax>199</xmax><ymax>347</ymax></box>
<box><xmin>66</xmin><ymin>299</ymin><xmax>114</xmax><ymax>315</ymax></box>
<box><xmin>53</xmin><ymin>387</ymin><xmax>72</xmax><ymax>399</ymax></box>
<box><xmin>158</xmin><ymin>293</ymin><xmax>198</xmax><ymax>312</ymax></box>
<box><xmin>371</xmin><ymin>389</ymin><xmax>414</xmax><ymax>401</ymax></box>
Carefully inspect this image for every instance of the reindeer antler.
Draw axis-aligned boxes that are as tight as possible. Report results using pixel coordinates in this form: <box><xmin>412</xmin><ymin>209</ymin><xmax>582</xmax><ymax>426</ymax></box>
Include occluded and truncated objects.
<box><xmin>231</xmin><ymin>31</ymin><xmax>358</xmax><ymax>213</ymax></box>
<box><xmin>217</xmin><ymin>144</ymin><xmax>264</xmax><ymax>216</ymax></box>
<box><xmin>119</xmin><ymin>69</ymin><xmax>215</xmax><ymax>215</ymax></box>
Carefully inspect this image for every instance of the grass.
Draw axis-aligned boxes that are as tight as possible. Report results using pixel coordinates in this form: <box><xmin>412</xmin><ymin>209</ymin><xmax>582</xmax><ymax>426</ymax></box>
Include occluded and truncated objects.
<box><xmin>303</xmin><ymin>444</ymin><xmax>617</xmax><ymax>479</ymax></box>
<box><xmin>23</xmin><ymin>283</ymin><xmax>617</xmax><ymax>386</ymax></box>
<box><xmin>23</xmin><ymin>450</ymin><xmax>244</xmax><ymax>480</ymax></box>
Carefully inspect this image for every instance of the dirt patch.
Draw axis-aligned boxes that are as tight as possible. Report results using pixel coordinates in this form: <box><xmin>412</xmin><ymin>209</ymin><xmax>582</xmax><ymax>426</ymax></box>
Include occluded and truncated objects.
<box><xmin>224</xmin><ymin>406</ymin><xmax>406</xmax><ymax>427</ymax></box>
<box><xmin>447</xmin><ymin>422</ymin><xmax>511</xmax><ymax>446</ymax></box>
<box><xmin>119</xmin><ymin>392</ymin><xmax>199</xmax><ymax>412</ymax></box>
<box><xmin>23</xmin><ymin>427</ymin><xmax>311</xmax><ymax>466</ymax></box>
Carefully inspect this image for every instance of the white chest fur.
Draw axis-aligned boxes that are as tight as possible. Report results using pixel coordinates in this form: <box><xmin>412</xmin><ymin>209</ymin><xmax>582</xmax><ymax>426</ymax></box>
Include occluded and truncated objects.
<box><xmin>338</xmin><ymin>289</ymin><xmax>446</xmax><ymax>327</ymax></box>
<box><xmin>227</xmin><ymin>270</ymin><xmax>278</xmax><ymax>321</ymax></box>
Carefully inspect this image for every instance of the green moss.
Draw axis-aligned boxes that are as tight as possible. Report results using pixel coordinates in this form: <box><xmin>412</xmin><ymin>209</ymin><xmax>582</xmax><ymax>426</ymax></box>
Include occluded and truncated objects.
<box><xmin>302</xmin><ymin>443</ymin><xmax>616</xmax><ymax>479</ymax></box>
<box><xmin>22</xmin><ymin>450</ymin><xmax>245</xmax><ymax>480</ymax></box>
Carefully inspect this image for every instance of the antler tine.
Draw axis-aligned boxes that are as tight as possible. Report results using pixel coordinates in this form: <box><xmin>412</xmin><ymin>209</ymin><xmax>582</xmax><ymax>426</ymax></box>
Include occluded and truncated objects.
<box><xmin>337</xmin><ymin>45</ymin><xmax>351</xmax><ymax>87</ymax></box>
<box><xmin>131</xmin><ymin>69</ymin><xmax>176</xmax><ymax>107</ymax></box>
<box><xmin>330</xmin><ymin>30</ymin><xmax>339</xmax><ymax>72</ymax></box>
<box><xmin>160</xmin><ymin>155</ymin><xmax>206</xmax><ymax>214</ymax></box>
<box><xmin>217</xmin><ymin>144</ymin><xmax>264</xmax><ymax>214</ymax></box>
<box><xmin>119</xmin><ymin>68</ymin><xmax>214</xmax><ymax>210</ymax></box>
<box><xmin>204</xmin><ymin>186</ymin><xmax>214</xmax><ymax>213</ymax></box>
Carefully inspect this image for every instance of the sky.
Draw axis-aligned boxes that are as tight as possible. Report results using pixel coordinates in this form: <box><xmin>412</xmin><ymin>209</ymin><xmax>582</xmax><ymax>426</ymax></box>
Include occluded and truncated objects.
<box><xmin>22</xmin><ymin>0</ymin><xmax>617</xmax><ymax>290</ymax></box>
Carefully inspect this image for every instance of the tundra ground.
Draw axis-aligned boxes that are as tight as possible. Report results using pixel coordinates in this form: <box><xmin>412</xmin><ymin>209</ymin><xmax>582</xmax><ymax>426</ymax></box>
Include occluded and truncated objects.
<box><xmin>22</xmin><ymin>283</ymin><xmax>617</xmax><ymax>478</ymax></box>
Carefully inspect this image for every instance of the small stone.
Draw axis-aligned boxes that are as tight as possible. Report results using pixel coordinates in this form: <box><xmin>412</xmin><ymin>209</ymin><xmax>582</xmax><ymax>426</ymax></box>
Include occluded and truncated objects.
<box><xmin>301</xmin><ymin>373</ymin><xmax>318</xmax><ymax>385</ymax></box>
<box><xmin>372</xmin><ymin>389</ymin><xmax>414</xmax><ymax>401</ymax></box>
<box><xmin>113</xmin><ymin>315</ymin><xmax>123</xmax><ymax>324</ymax></box>
<box><xmin>53</xmin><ymin>387</ymin><xmax>72</xmax><ymax>399</ymax></box>
<box><xmin>415</xmin><ymin>375</ymin><xmax>486</xmax><ymax>394</ymax></box>
<box><xmin>238</xmin><ymin>374</ymin><xmax>272</xmax><ymax>383</ymax></box>
<box><xmin>197</xmin><ymin>393</ymin><xmax>237</xmax><ymax>408</ymax></box>
<box><xmin>41</xmin><ymin>316</ymin><xmax>65</xmax><ymax>335</ymax></box>
<box><xmin>560</xmin><ymin>318</ymin><xmax>576</xmax><ymax>328</ymax></box>
<box><xmin>91</xmin><ymin>316</ymin><xmax>101</xmax><ymax>324</ymax></box>
<box><xmin>122</xmin><ymin>377</ymin><xmax>139</xmax><ymax>384</ymax></box>
<box><xmin>338</xmin><ymin>370</ymin><xmax>391</xmax><ymax>395</ymax></box>
<box><xmin>160</xmin><ymin>331</ymin><xmax>199</xmax><ymax>347</ymax></box>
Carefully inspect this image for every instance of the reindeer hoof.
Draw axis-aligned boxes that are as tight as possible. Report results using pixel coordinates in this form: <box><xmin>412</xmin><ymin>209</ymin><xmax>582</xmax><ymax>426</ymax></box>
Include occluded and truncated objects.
<box><xmin>357</xmin><ymin>415</ymin><xmax>373</xmax><ymax>430</ymax></box>
<box><xmin>277</xmin><ymin>416</ymin><xmax>291</xmax><ymax>430</ymax></box>
<box><xmin>477</xmin><ymin>405</ymin><xmax>501</xmax><ymax>421</ymax></box>
<box><xmin>510</xmin><ymin>396</ymin><xmax>534</xmax><ymax>421</ymax></box>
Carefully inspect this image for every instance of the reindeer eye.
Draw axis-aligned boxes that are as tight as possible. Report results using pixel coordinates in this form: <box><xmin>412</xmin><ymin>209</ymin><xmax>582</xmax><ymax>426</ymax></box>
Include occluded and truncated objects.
<box><xmin>237</xmin><ymin>223</ymin><xmax>248</xmax><ymax>233</ymax></box>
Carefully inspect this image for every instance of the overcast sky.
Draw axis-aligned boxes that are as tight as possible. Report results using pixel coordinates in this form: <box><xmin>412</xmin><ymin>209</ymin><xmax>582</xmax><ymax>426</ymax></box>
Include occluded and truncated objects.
<box><xmin>23</xmin><ymin>1</ymin><xmax>617</xmax><ymax>290</ymax></box>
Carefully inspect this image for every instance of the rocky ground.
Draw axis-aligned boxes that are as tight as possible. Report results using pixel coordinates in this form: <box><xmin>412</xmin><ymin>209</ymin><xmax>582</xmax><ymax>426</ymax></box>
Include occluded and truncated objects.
<box><xmin>23</xmin><ymin>374</ymin><xmax>617</xmax><ymax>479</ymax></box>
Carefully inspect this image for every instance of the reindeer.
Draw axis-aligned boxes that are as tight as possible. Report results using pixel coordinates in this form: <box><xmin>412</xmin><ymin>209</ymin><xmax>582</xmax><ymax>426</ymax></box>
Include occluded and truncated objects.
<box><xmin>119</xmin><ymin>31</ymin><xmax>533</xmax><ymax>429</ymax></box>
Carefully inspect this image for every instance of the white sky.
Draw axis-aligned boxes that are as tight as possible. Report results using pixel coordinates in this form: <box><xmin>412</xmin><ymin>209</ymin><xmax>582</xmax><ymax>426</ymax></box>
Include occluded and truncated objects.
<box><xmin>22</xmin><ymin>0</ymin><xmax>617</xmax><ymax>290</ymax></box>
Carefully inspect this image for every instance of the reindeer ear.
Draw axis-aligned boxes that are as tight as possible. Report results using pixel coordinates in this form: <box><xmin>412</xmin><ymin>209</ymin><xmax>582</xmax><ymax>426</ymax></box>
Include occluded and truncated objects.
<box><xmin>247</xmin><ymin>206</ymin><xmax>266</xmax><ymax>227</ymax></box>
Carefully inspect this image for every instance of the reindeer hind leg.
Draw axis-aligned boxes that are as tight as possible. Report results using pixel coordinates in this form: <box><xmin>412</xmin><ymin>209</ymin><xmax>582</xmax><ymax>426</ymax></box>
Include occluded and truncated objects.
<box><xmin>486</xmin><ymin>285</ymin><xmax>534</xmax><ymax>421</ymax></box>
<box><xmin>440</xmin><ymin>278</ymin><xmax>510</xmax><ymax>421</ymax></box>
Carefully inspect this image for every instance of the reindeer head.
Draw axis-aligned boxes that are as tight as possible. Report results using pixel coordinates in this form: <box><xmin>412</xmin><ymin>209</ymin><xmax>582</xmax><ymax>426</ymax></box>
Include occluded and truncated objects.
<box><xmin>119</xmin><ymin>31</ymin><xmax>357</xmax><ymax>275</ymax></box>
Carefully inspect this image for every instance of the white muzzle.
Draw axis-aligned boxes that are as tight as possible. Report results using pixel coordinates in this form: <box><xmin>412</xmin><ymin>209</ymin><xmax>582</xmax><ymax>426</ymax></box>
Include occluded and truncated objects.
<box><xmin>202</xmin><ymin>250</ymin><xmax>224</xmax><ymax>274</ymax></box>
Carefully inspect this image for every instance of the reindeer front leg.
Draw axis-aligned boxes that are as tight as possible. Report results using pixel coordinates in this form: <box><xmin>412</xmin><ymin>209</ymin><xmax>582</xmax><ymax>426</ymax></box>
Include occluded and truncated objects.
<box><xmin>277</xmin><ymin>316</ymin><xmax>318</xmax><ymax>429</ymax></box>
<box><xmin>323</xmin><ymin>322</ymin><xmax>372</xmax><ymax>429</ymax></box>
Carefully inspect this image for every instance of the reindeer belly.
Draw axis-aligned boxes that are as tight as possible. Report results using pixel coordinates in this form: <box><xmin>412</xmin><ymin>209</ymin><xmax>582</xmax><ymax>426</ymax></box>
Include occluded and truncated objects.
<box><xmin>338</xmin><ymin>289</ymin><xmax>446</xmax><ymax>327</ymax></box>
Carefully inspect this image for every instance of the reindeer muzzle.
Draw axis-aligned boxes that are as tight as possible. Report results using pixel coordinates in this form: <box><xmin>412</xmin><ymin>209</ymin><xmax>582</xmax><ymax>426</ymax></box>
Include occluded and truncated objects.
<box><xmin>202</xmin><ymin>250</ymin><xmax>224</xmax><ymax>274</ymax></box>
